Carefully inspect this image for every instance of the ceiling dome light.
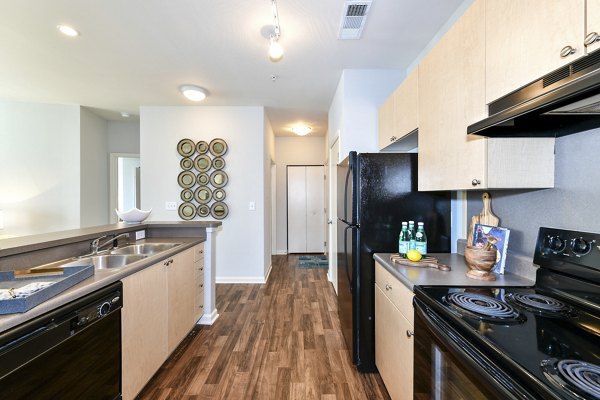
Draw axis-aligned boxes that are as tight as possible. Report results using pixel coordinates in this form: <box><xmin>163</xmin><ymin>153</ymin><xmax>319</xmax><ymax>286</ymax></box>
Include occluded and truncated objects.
<box><xmin>179</xmin><ymin>85</ymin><xmax>208</xmax><ymax>102</ymax></box>
<box><xmin>57</xmin><ymin>24</ymin><xmax>80</xmax><ymax>37</ymax></box>
<box><xmin>269</xmin><ymin>37</ymin><xmax>284</xmax><ymax>62</ymax></box>
<box><xmin>292</xmin><ymin>126</ymin><xmax>312</xmax><ymax>136</ymax></box>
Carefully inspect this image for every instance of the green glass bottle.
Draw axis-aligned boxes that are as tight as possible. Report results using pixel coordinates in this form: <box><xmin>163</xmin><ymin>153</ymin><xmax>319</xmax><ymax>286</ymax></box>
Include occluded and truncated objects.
<box><xmin>415</xmin><ymin>221</ymin><xmax>428</xmax><ymax>255</ymax></box>
<box><xmin>408</xmin><ymin>221</ymin><xmax>416</xmax><ymax>251</ymax></box>
<box><xmin>398</xmin><ymin>222</ymin><xmax>410</xmax><ymax>257</ymax></box>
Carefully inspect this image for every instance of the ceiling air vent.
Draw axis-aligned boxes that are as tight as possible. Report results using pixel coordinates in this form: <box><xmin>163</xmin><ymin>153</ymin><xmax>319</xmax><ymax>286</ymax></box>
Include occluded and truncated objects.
<box><xmin>338</xmin><ymin>0</ymin><xmax>373</xmax><ymax>40</ymax></box>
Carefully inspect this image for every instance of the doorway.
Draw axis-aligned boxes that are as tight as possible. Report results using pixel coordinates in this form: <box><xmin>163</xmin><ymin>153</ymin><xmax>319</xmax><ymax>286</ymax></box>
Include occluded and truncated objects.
<box><xmin>109</xmin><ymin>153</ymin><xmax>141</xmax><ymax>223</ymax></box>
<box><xmin>287</xmin><ymin>165</ymin><xmax>325</xmax><ymax>253</ymax></box>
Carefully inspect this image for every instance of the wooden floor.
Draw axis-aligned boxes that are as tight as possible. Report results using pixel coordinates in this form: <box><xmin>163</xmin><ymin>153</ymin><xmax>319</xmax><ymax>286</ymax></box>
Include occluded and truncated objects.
<box><xmin>138</xmin><ymin>254</ymin><xmax>390</xmax><ymax>400</ymax></box>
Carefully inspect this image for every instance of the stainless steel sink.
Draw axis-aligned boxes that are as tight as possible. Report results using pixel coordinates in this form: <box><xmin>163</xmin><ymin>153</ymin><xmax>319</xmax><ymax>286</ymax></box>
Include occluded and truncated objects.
<box><xmin>110</xmin><ymin>243</ymin><xmax>180</xmax><ymax>255</ymax></box>
<box><xmin>66</xmin><ymin>254</ymin><xmax>148</xmax><ymax>270</ymax></box>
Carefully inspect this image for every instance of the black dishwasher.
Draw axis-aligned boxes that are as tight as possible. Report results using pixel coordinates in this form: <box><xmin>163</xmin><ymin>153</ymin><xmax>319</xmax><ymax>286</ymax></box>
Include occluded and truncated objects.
<box><xmin>0</xmin><ymin>281</ymin><xmax>123</xmax><ymax>400</ymax></box>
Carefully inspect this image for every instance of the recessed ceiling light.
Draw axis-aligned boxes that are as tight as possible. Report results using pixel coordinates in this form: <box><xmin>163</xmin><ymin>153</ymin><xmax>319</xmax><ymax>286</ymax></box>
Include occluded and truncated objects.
<box><xmin>292</xmin><ymin>126</ymin><xmax>312</xmax><ymax>136</ymax></box>
<box><xmin>57</xmin><ymin>24</ymin><xmax>80</xmax><ymax>37</ymax></box>
<box><xmin>121</xmin><ymin>112</ymin><xmax>130</xmax><ymax>118</ymax></box>
<box><xmin>179</xmin><ymin>85</ymin><xmax>208</xmax><ymax>102</ymax></box>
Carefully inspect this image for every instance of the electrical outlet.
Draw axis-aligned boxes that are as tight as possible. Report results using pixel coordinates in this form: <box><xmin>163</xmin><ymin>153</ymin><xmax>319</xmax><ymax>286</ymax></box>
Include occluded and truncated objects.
<box><xmin>165</xmin><ymin>201</ymin><xmax>177</xmax><ymax>210</ymax></box>
<box><xmin>135</xmin><ymin>230</ymin><xmax>146</xmax><ymax>240</ymax></box>
<box><xmin>248</xmin><ymin>201</ymin><xmax>256</xmax><ymax>211</ymax></box>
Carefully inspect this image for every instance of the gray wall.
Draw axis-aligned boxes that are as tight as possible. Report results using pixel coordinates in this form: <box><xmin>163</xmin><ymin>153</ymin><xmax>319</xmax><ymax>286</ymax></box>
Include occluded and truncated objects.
<box><xmin>467</xmin><ymin>127</ymin><xmax>600</xmax><ymax>259</ymax></box>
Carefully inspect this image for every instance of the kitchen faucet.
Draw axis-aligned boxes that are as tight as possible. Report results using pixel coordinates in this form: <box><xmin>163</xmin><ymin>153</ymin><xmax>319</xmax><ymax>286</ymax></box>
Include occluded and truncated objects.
<box><xmin>90</xmin><ymin>233</ymin><xmax>129</xmax><ymax>254</ymax></box>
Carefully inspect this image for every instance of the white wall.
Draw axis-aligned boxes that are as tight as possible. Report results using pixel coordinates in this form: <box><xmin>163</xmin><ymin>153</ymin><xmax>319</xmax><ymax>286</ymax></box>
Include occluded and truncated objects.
<box><xmin>107</xmin><ymin>121</ymin><xmax>140</xmax><ymax>154</ymax></box>
<box><xmin>80</xmin><ymin>108</ymin><xmax>109</xmax><ymax>227</ymax></box>
<box><xmin>274</xmin><ymin>136</ymin><xmax>326</xmax><ymax>253</ymax></box>
<box><xmin>140</xmin><ymin>106</ymin><xmax>269</xmax><ymax>282</ymax></box>
<box><xmin>0</xmin><ymin>101</ymin><xmax>80</xmax><ymax>237</ymax></box>
<box><xmin>328</xmin><ymin>69</ymin><xmax>404</xmax><ymax>162</ymax></box>
<box><xmin>263</xmin><ymin>117</ymin><xmax>275</xmax><ymax>276</ymax></box>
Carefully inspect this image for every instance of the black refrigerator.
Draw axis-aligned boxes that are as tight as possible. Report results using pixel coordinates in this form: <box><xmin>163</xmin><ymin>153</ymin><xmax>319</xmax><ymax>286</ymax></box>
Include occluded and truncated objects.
<box><xmin>337</xmin><ymin>151</ymin><xmax>451</xmax><ymax>372</ymax></box>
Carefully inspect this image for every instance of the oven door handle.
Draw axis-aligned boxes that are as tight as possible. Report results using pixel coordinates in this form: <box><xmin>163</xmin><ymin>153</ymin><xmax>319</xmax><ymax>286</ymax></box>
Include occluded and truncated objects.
<box><xmin>413</xmin><ymin>299</ymin><xmax>536</xmax><ymax>400</ymax></box>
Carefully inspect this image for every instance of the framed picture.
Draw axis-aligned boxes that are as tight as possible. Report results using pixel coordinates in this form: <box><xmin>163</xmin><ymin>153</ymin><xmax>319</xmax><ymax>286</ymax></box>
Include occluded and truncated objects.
<box><xmin>471</xmin><ymin>224</ymin><xmax>510</xmax><ymax>274</ymax></box>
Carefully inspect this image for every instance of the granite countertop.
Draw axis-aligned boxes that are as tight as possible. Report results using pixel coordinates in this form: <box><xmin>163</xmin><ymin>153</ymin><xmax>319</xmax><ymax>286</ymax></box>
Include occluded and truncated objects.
<box><xmin>374</xmin><ymin>253</ymin><xmax>535</xmax><ymax>291</ymax></box>
<box><xmin>0</xmin><ymin>221</ymin><xmax>221</xmax><ymax>257</ymax></box>
<box><xmin>0</xmin><ymin>237</ymin><xmax>204</xmax><ymax>333</ymax></box>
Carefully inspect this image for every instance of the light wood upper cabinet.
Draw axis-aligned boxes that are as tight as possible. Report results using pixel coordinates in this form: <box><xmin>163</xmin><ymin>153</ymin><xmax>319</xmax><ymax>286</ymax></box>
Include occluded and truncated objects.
<box><xmin>122</xmin><ymin>262</ymin><xmax>168</xmax><ymax>400</ymax></box>
<box><xmin>586</xmin><ymin>0</ymin><xmax>600</xmax><ymax>53</ymax></box>
<box><xmin>418</xmin><ymin>0</ymin><xmax>555</xmax><ymax>191</ymax></box>
<box><xmin>418</xmin><ymin>0</ymin><xmax>487</xmax><ymax>191</ymax></box>
<box><xmin>375</xmin><ymin>262</ymin><xmax>413</xmax><ymax>400</ymax></box>
<box><xmin>486</xmin><ymin>0</ymin><xmax>585</xmax><ymax>104</ymax></box>
<box><xmin>378</xmin><ymin>69</ymin><xmax>418</xmax><ymax>150</ymax></box>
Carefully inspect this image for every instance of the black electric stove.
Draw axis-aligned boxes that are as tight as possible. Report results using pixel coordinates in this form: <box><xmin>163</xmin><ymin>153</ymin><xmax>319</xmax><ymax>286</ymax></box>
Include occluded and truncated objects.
<box><xmin>414</xmin><ymin>227</ymin><xmax>600</xmax><ymax>400</ymax></box>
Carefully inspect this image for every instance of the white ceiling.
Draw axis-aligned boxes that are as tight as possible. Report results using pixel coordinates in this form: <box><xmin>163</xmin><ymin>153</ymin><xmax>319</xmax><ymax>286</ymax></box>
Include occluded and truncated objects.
<box><xmin>0</xmin><ymin>0</ymin><xmax>466</xmax><ymax>136</ymax></box>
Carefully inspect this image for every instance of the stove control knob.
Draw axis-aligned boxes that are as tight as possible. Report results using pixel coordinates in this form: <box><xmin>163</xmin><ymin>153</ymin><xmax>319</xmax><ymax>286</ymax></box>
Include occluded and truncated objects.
<box><xmin>571</xmin><ymin>237</ymin><xmax>592</xmax><ymax>256</ymax></box>
<box><xmin>546</xmin><ymin>236</ymin><xmax>566</xmax><ymax>253</ymax></box>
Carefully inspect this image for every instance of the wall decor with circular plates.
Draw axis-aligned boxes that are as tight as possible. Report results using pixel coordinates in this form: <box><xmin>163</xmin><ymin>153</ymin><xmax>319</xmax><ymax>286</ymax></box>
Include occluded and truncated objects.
<box><xmin>177</xmin><ymin>138</ymin><xmax>229</xmax><ymax>220</ymax></box>
<box><xmin>178</xmin><ymin>202</ymin><xmax>196</xmax><ymax>220</ymax></box>
<box><xmin>209</xmin><ymin>138</ymin><xmax>228</xmax><ymax>156</ymax></box>
<box><xmin>210</xmin><ymin>202</ymin><xmax>229</xmax><ymax>219</ymax></box>
<box><xmin>180</xmin><ymin>188</ymin><xmax>194</xmax><ymax>202</ymax></box>
<box><xmin>196</xmin><ymin>141</ymin><xmax>209</xmax><ymax>154</ymax></box>
<box><xmin>177</xmin><ymin>139</ymin><xmax>195</xmax><ymax>157</ymax></box>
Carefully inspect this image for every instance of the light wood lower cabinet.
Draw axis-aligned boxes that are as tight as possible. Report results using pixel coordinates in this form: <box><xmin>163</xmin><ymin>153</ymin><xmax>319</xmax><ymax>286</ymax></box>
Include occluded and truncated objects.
<box><xmin>121</xmin><ymin>262</ymin><xmax>168</xmax><ymax>400</ymax></box>
<box><xmin>375</xmin><ymin>262</ymin><xmax>414</xmax><ymax>400</ymax></box>
<box><xmin>122</xmin><ymin>244</ymin><xmax>206</xmax><ymax>400</ymax></box>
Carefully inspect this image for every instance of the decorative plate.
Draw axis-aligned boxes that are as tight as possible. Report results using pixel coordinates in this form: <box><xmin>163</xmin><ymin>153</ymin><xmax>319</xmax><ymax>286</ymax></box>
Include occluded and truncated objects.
<box><xmin>212</xmin><ymin>156</ymin><xmax>226</xmax><ymax>170</ymax></box>
<box><xmin>197</xmin><ymin>173</ymin><xmax>210</xmax><ymax>186</ymax></box>
<box><xmin>197</xmin><ymin>204</ymin><xmax>210</xmax><ymax>217</ymax></box>
<box><xmin>213</xmin><ymin>188</ymin><xmax>226</xmax><ymax>201</ymax></box>
<box><xmin>180</xmin><ymin>157</ymin><xmax>194</xmax><ymax>171</ymax></box>
<box><xmin>194</xmin><ymin>186</ymin><xmax>213</xmax><ymax>204</ymax></box>
<box><xmin>177</xmin><ymin>170</ymin><xmax>196</xmax><ymax>188</ymax></box>
<box><xmin>177</xmin><ymin>139</ymin><xmax>195</xmax><ymax>157</ymax></box>
<box><xmin>194</xmin><ymin>154</ymin><xmax>211</xmax><ymax>172</ymax></box>
<box><xmin>210</xmin><ymin>202</ymin><xmax>229</xmax><ymax>219</ymax></box>
<box><xmin>180</xmin><ymin>189</ymin><xmax>194</xmax><ymax>202</ymax></box>
<box><xmin>196</xmin><ymin>141</ymin><xmax>209</xmax><ymax>154</ymax></box>
<box><xmin>209</xmin><ymin>138</ymin><xmax>228</xmax><ymax>156</ymax></box>
<box><xmin>178</xmin><ymin>202</ymin><xmax>196</xmax><ymax>220</ymax></box>
<box><xmin>210</xmin><ymin>170</ymin><xmax>228</xmax><ymax>188</ymax></box>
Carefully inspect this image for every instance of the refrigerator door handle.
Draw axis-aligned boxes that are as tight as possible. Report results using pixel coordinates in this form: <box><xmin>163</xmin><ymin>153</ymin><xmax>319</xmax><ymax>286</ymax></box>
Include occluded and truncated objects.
<box><xmin>343</xmin><ymin>162</ymin><xmax>352</xmax><ymax>222</ymax></box>
<box><xmin>344</xmin><ymin>225</ymin><xmax>353</xmax><ymax>292</ymax></box>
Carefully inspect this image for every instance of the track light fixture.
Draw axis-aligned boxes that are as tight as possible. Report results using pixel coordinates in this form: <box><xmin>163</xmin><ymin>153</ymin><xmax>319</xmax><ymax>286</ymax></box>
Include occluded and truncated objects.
<box><xmin>269</xmin><ymin>0</ymin><xmax>284</xmax><ymax>62</ymax></box>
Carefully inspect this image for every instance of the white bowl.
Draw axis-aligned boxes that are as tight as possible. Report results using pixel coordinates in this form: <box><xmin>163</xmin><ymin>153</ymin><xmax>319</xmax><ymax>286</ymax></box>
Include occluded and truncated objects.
<box><xmin>116</xmin><ymin>208</ymin><xmax>152</xmax><ymax>223</ymax></box>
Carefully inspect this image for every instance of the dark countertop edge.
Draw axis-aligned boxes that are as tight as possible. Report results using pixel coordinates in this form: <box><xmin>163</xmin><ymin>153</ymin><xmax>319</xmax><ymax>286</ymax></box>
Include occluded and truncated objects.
<box><xmin>373</xmin><ymin>253</ymin><xmax>535</xmax><ymax>291</ymax></box>
<box><xmin>0</xmin><ymin>221</ymin><xmax>221</xmax><ymax>257</ymax></box>
<box><xmin>0</xmin><ymin>237</ymin><xmax>205</xmax><ymax>334</ymax></box>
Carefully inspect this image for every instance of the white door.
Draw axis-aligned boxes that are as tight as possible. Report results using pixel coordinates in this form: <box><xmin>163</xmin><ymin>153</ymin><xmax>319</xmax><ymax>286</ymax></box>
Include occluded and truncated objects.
<box><xmin>287</xmin><ymin>165</ymin><xmax>325</xmax><ymax>253</ymax></box>
<box><xmin>328</xmin><ymin>139</ymin><xmax>339</xmax><ymax>291</ymax></box>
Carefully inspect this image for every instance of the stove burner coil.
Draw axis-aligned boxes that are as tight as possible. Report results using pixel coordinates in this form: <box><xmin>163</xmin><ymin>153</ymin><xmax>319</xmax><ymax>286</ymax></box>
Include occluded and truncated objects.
<box><xmin>444</xmin><ymin>292</ymin><xmax>523</xmax><ymax>322</ymax></box>
<box><xmin>542</xmin><ymin>359</ymin><xmax>600</xmax><ymax>399</ymax></box>
<box><xmin>506</xmin><ymin>293</ymin><xmax>575</xmax><ymax>317</ymax></box>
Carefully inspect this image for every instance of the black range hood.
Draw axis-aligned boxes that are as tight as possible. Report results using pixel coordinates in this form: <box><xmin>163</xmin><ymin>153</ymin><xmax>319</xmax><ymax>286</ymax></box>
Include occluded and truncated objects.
<box><xmin>468</xmin><ymin>49</ymin><xmax>600</xmax><ymax>138</ymax></box>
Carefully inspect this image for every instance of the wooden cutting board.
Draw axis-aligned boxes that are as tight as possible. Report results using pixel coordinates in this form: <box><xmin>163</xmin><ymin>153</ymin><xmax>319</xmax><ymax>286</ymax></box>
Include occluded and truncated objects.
<box><xmin>467</xmin><ymin>192</ymin><xmax>500</xmax><ymax>244</ymax></box>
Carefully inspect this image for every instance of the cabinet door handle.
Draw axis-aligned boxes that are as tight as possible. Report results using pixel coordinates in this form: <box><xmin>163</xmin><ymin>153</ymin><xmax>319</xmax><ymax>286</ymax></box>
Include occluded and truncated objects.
<box><xmin>471</xmin><ymin>179</ymin><xmax>481</xmax><ymax>186</ymax></box>
<box><xmin>385</xmin><ymin>284</ymin><xmax>392</xmax><ymax>291</ymax></box>
<box><xmin>560</xmin><ymin>45</ymin><xmax>577</xmax><ymax>58</ymax></box>
<box><xmin>390</xmin><ymin>136</ymin><xmax>397</xmax><ymax>142</ymax></box>
<box><xmin>585</xmin><ymin>32</ymin><xmax>600</xmax><ymax>46</ymax></box>
<box><xmin>406</xmin><ymin>330</ymin><xmax>414</xmax><ymax>337</ymax></box>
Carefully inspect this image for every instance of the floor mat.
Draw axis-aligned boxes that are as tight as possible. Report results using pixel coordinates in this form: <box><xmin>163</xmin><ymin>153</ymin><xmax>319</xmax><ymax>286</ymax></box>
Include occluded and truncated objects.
<box><xmin>298</xmin><ymin>255</ymin><xmax>328</xmax><ymax>268</ymax></box>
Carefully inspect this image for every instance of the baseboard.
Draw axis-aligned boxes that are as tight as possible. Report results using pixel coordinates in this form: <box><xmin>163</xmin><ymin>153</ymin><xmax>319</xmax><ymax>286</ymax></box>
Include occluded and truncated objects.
<box><xmin>197</xmin><ymin>309</ymin><xmax>219</xmax><ymax>325</ymax></box>
<box><xmin>216</xmin><ymin>277</ymin><xmax>267</xmax><ymax>284</ymax></box>
<box><xmin>264</xmin><ymin>263</ymin><xmax>272</xmax><ymax>283</ymax></box>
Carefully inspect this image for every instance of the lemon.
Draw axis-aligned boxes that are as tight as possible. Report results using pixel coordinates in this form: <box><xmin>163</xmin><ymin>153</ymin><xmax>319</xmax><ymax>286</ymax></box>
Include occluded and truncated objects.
<box><xmin>406</xmin><ymin>250</ymin><xmax>422</xmax><ymax>262</ymax></box>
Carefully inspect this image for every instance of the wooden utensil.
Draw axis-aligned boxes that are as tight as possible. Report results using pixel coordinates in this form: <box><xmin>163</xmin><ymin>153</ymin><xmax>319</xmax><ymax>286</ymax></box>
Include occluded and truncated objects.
<box><xmin>390</xmin><ymin>254</ymin><xmax>451</xmax><ymax>271</ymax></box>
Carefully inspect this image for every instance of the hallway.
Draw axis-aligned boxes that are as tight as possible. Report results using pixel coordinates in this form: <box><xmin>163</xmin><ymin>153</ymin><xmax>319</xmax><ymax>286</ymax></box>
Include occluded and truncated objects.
<box><xmin>139</xmin><ymin>255</ymin><xmax>390</xmax><ymax>399</ymax></box>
